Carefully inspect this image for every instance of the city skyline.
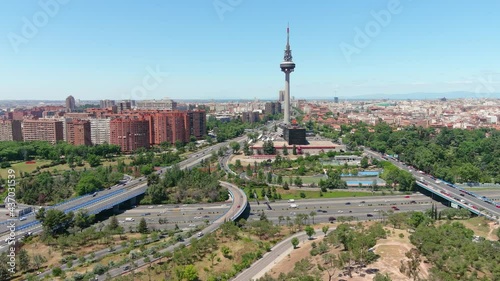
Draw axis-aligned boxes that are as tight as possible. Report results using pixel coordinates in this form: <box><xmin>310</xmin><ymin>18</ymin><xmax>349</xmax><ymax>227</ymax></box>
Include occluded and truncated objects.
<box><xmin>1</xmin><ymin>1</ymin><xmax>500</xmax><ymax>100</ymax></box>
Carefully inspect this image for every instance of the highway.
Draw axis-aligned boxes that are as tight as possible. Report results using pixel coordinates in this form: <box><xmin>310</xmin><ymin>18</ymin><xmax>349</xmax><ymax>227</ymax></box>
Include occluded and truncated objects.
<box><xmin>97</xmin><ymin>181</ymin><xmax>247</xmax><ymax>280</ymax></box>
<box><xmin>0</xmin><ymin>137</ymin><xmax>247</xmax><ymax>250</ymax></box>
<box><xmin>246</xmin><ymin>194</ymin><xmax>449</xmax><ymax>225</ymax></box>
<box><xmin>363</xmin><ymin>148</ymin><xmax>500</xmax><ymax>220</ymax></box>
<box><xmin>103</xmin><ymin>203</ymin><xmax>231</xmax><ymax>231</ymax></box>
<box><xmin>33</xmin><ymin>181</ymin><xmax>247</xmax><ymax>279</ymax></box>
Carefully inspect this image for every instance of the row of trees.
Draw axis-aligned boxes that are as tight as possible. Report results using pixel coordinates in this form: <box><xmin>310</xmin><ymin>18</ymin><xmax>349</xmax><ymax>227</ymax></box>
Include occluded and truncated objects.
<box><xmin>0</xmin><ymin>141</ymin><xmax>121</xmax><ymax>162</ymax></box>
<box><xmin>345</xmin><ymin>122</ymin><xmax>500</xmax><ymax>183</ymax></box>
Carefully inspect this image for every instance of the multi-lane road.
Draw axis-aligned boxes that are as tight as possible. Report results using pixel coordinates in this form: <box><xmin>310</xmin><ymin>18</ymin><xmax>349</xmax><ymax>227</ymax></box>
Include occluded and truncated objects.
<box><xmin>96</xmin><ymin>181</ymin><xmax>246</xmax><ymax>280</ymax></box>
<box><xmin>363</xmin><ymin>148</ymin><xmax>500</xmax><ymax>220</ymax></box>
<box><xmin>0</xmin><ymin>137</ymin><xmax>247</xmax><ymax>250</ymax></box>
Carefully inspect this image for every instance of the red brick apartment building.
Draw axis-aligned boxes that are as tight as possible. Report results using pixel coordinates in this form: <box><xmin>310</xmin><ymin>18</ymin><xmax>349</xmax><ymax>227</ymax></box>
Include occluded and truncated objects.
<box><xmin>22</xmin><ymin>119</ymin><xmax>64</xmax><ymax>144</ymax></box>
<box><xmin>0</xmin><ymin>120</ymin><xmax>23</xmax><ymax>141</ymax></box>
<box><xmin>66</xmin><ymin>119</ymin><xmax>92</xmax><ymax>146</ymax></box>
<box><xmin>110</xmin><ymin>116</ymin><xmax>150</xmax><ymax>152</ymax></box>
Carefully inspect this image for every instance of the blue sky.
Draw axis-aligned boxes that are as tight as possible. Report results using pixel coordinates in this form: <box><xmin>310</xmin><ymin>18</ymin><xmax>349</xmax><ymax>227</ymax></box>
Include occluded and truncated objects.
<box><xmin>1</xmin><ymin>0</ymin><xmax>499</xmax><ymax>100</ymax></box>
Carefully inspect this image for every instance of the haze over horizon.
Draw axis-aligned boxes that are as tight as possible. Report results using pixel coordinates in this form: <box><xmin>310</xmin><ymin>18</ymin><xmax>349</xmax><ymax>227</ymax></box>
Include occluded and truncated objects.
<box><xmin>1</xmin><ymin>0</ymin><xmax>500</xmax><ymax>100</ymax></box>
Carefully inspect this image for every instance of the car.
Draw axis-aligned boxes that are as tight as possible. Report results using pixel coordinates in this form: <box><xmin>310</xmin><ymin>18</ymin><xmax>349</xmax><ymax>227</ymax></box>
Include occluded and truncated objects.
<box><xmin>328</xmin><ymin>216</ymin><xmax>336</xmax><ymax>223</ymax></box>
<box><xmin>410</xmin><ymin>200</ymin><xmax>417</xmax><ymax>204</ymax></box>
<box><xmin>203</xmin><ymin>215</ymin><xmax>210</xmax><ymax>218</ymax></box>
<box><xmin>393</xmin><ymin>207</ymin><xmax>400</xmax><ymax>211</ymax></box>
<box><xmin>404</xmin><ymin>195</ymin><xmax>410</xmax><ymax>198</ymax></box>
<box><xmin>360</xmin><ymin>201</ymin><xmax>366</xmax><ymax>204</ymax></box>
<box><xmin>374</xmin><ymin>209</ymin><xmax>379</xmax><ymax>212</ymax></box>
<box><xmin>92</xmin><ymin>192</ymin><xmax>98</xmax><ymax>197</ymax></box>
<box><xmin>338</xmin><ymin>210</ymin><xmax>344</xmax><ymax>213</ymax></box>
<box><xmin>345</xmin><ymin>202</ymin><xmax>351</xmax><ymax>205</ymax></box>
<box><xmin>144</xmin><ymin>212</ymin><xmax>151</xmax><ymax>216</ymax></box>
<box><xmin>237</xmin><ymin>205</ymin><xmax>241</xmax><ymax>208</ymax></box>
<box><xmin>367</xmin><ymin>214</ymin><xmax>374</xmax><ymax>217</ymax></box>
<box><xmin>148</xmin><ymin>206</ymin><xmax>154</xmax><ymax>209</ymax></box>
<box><xmin>123</xmin><ymin>265</ymin><xmax>130</xmax><ymax>271</ymax></box>
<box><xmin>460</xmin><ymin>193</ymin><xmax>465</xmax><ymax>196</ymax></box>
<box><xmin>197</xmin><ymin>232</ymin><xmax>204</xmax><ymax>237</ymax></box>
<box><xmin>189</xmin><ymin>224</ymin><xmax>196</xmax><ymax>227</ymax></box>
<box><xmin>19</xmin><ymin>217</ymin><xmax>27</xmax><ymax>221</ymax></box>
<box><xmin>197</xmin><ymin>207</ymin><xmax>204</xmax><ymax>210</ymax></box>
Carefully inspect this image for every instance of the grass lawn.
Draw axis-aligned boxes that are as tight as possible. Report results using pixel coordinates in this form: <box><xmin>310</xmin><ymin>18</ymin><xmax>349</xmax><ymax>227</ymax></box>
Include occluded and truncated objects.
<box><xmin>0</xmin><ymin>160</ymin><xmax>52</xmax><ymax>178</ymax></box>
<box><xmin>278</xmin><ymin>189</ymin><xmax>375</xmax><ymax>200</ymax></box>
<box><xmin>38</xmin><ymin>157</ymin><xmax>132</xmax><ymax>174</ymax></box>
<box><xmin>457</xmin><ymin>217</ymin><xmax>492</xmax><ymax>238</ymax></box>
<box><xmin>299</xmin><ymin>176</ymin><xmax>324</xmax><ymax>184</ymax></box>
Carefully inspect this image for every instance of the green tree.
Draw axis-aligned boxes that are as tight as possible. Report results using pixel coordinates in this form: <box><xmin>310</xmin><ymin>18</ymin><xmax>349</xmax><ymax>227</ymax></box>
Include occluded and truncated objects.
<box><xmin>322</xmin><ymin>225</ymin><xmax>329</xmax><ymax>236</ymax></box>
<box><xmin>86</xmin><ymin>154</ymin><xmax>101</xmax><ymax>167</ymax></box>
<box><xmin>282</xmin><ymin>144</ymin><xmax>289</xmax><ymax>155</ymax></box>
<box><xmin>39</xmin><ymin>209</ymin><xmax>74</xmax><ymax>237</ymax></box>
<box><xmin>229</xmin><ymin>141</ymin><xmax>241</xmax><ymax>154</ymax></box>
<box><xmin>75</xmin><ymin>173</ymin><xmax>103</xmax><ymax>195</ymax></box>
<box><xmin>291</xmin><ymin>237</ymin><xmax>300</xmax><ymax>249</ymax></box>
<box><xmin>277</xmin><ymin>174</ymin><xmax>283</xmax><ymax>185</ymax></box>
<box><xmin>360</xmin><ymin>156</ymin><xmax>369</xmax><ymax>168</ymax></box>
<box><xmin>138</xmin><ymin>218</ymin><xmax>148</xmax><ymax>234</ymax></box>
<box><xmin>18</xmin><ymin>249</ymin><xmax>31</xmax><ymax>272</ymax></box>
<box><xmin>182</xmin><ymin>264</ymin><xmax>199</xmax><ymax>281</ymax></box>
<box><xmin>74</xmin><ymin>209</ymin><xmax>95</xmax><ymax>230</ymax></box>
<box><xmin>305</xmin><ymin>226</ymin><xmax>316</xmax><ymax>239</ymax></box>
<box><xmin>310</xmin><ymin>211</ymin><xmax>317</xmax><ymax>224</ymax></box>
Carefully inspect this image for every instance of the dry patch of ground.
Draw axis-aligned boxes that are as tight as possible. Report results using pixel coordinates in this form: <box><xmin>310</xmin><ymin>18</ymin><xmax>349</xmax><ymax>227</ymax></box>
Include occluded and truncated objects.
<box><xmin>264</xmin><ymin>225</ymin><xmax>431</xmax><ymax>281</ymax></box>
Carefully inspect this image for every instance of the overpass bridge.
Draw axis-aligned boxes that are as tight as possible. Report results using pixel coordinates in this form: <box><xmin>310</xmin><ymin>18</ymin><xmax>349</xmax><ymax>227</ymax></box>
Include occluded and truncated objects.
<box><xmin>363</xmin><ymin>148</ymin><xmax>500</xmax><ymax>222</ymax></box>
<box><xmin>415</xmin><ymin>181</ymin><xmax>497</xmax><ymax>220</ymax></box>
<box><xmin>2</xmin><ymin>137</ymin><xmax>249</xmax><ymax>238</ymax></box>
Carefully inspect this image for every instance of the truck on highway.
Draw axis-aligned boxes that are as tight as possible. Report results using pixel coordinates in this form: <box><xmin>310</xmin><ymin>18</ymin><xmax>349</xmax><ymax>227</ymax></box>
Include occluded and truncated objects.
<box><xmin>125</xmin><ymin>218</ymin><xmax>135</xmax><ymax>222</ymax></box>
<box><xmin>290</xmin><ymin>203</ymin><xmax>298</xmax><ymax>208</ymax></box>
<box><xmin>288</xmin><ymin>199</ymin><xmax>295</xmax><ymax>203</ymax></box>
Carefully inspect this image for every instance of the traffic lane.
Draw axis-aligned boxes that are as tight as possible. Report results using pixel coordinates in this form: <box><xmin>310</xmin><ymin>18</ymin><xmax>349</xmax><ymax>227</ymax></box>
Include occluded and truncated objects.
<box><xmin>364</xmin><ymin>150</ymin><xmax>499</xmax><ymax>216</ymax></box>
<box><xmin>389</xmin><ymin>158</ymin><xmax>497</xmax><ymax>213</ymax></box>
<box><xmin>97</xmin><ymin>182</ymin><xmax>245</xmax><ymax>280</ymax></box>
<box><xmin>257</xmin><ymin>207</ymin><xmax>447</xmax><ymax>227</ymax></box>
<box><xmin>248</xmin><ymin>196</ymin><xmax>431</xmax><ymax>210</ymax></box>
<box><xmin>249</xmin><ymin>203</ymin><xmax>434</xmax><ymax>217</ymax></box>
<box><xmin>421</xmin><ymin>179</ymin><xmax>498</xmax><ymax>215</ymax></box>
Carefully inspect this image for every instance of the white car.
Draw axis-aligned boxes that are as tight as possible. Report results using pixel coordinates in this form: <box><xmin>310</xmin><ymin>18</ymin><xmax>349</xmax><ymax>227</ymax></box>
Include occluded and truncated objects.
<box><xmin>374</xmin><ymin>209</ymin><xmax>379</xmax><ymax>212</ymax></box>
<box><xmin>19</xmin><ymin>217</ymin><xmax>27</xmax><ymax>221</ymax></box>
<box><xmin>338</xmin><ymin>210</ymin><xmax>344</xmax><ymax>213</ymax></box>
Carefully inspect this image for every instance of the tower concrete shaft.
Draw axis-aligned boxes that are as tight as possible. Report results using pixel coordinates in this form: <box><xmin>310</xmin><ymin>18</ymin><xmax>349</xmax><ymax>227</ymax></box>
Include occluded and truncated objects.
<box><xmin>280</xmin><ymin>25</ymin><xmax>295</xmax><ymax>125</ymax></box>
